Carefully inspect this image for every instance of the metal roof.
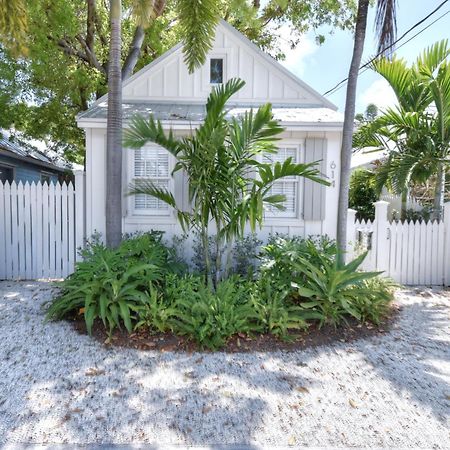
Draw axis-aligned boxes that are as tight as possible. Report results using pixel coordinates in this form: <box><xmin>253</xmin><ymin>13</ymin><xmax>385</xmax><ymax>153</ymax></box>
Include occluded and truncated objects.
<box><xmin>78</xmin><ymin>101</ymin><xmax>344</xmax><ymax>125</ymax></box>
<box><xmin>0</xmin><ymin>130</ymin><xmax>75</xmax><ymax>171</ymax></box>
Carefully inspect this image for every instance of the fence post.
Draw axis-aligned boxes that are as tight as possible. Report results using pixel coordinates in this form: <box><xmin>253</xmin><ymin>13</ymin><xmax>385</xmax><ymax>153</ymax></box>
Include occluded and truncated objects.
<box><xmin>374</xmin><ymin>201</ymin><xmax>389</xmax><ymax>273</ymax></box>
<box><xmin>346</xmin><ymin>208</ymin><xmax>357</xmax><ymax>262</ymax></box>
<box><xmin>74</xmin><ymin>170</ymin><xmax>86</xmax><ymax>261</ymax></box>
<box><xmin>443</xmin><ymin>202</ymin><xmax>450</xmax><ymax>286</ymax></box>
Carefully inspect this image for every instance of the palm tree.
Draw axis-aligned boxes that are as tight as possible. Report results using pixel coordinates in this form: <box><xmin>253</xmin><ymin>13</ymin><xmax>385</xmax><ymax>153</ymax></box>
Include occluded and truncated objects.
<box><xmin>354</xmin><ymin>40</ymin><xmax>450</xmax><ymax>219</ymax></box>
<box><xmin>105</xmin><ymin>0</ymin><xmax>220</xmax><ymax>248</ymax></box>
<box><xmin>124</xmin><ymin>78</ymin><xmax>328</xmax><ymax>286</ymax></box>
<box><xmin>0</xmin><ymin>0</ymin><xmax>28</xmax><ymax>55</ymax></box>
<box><xmin>336</xmin><ymin>0</ymin><xmax>397</xmax><ymax>257</ymax></box>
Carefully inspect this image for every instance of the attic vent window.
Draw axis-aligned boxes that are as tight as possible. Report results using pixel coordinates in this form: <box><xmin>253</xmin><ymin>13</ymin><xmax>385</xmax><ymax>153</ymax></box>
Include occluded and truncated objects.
<box><xmin>210</xmin><ymin>58</ymin><xmax>223</xmax><ymax>84</ymax></box>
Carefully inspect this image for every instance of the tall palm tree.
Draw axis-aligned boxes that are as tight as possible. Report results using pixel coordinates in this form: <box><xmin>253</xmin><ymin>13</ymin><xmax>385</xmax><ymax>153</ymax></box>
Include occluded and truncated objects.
<box><xmin>354</xmin><ymin>40</ymin><xmax>450</xmax><ymax>220</ymax></box>
<box><xmin>336</xmin><ymin>0</ymin><xmax>397</xmax><ymax>257</ymax></box>
<box><xmin>105</xmin><ymin>0</ymin><xmax>220</xmax><ymax>248</ymax></box>
<box><xmin>0</xmin><ymin>0</ymin><xmax>28</xmax><ymax>55</ymax></box>
<box><xmin>124</xmin><ymin>78</ymin><xmax>328</xmax><ymax>286</ymax></box>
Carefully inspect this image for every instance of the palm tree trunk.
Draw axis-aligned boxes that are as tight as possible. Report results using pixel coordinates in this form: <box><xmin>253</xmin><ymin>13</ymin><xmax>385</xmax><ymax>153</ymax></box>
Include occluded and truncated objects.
<box><xmin>336</xmin><ymin>0</ymin><xmax>370</xmax><ymax>262</ymax></box>
<box><xmin>201</xmin><ymin>226</ymin><xmax>212</xmax><ymax>287</ymax></box>
<box><xmin>433</xmin><ymin>162</ymin><xmax>445</xmax><ymax>220</ymax></box>
<box><xmin>105</xmin><ymin>0</ymin><xmax>123</xmax><ymax>248</ymax></box>
<box><xmin>401</xmin><ymin>189</ymin><xmax>407</xmax><ymax>221</ymax></box>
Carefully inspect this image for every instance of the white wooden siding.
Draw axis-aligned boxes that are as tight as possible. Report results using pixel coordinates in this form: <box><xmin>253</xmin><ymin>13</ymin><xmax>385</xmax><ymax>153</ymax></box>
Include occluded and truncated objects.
<box><xmin>122</xmin><ymin>23</ymin><xmax>327</xmax><ymax>106</ymax></box>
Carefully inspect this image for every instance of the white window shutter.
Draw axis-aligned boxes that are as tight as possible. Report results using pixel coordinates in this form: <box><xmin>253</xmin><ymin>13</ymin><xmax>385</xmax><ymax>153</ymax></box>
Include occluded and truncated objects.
<box><xmin>303</xmin><ymin>138</ymin><xmax>327</xmax><ymax>221</ymax></box>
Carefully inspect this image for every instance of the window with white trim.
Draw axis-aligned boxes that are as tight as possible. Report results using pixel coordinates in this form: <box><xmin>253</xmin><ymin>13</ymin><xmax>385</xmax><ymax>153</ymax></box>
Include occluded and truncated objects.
<box><xmin>133</xmin><ymin>145</ymin><xmax>171</xmax><ymax>215</ymax></box>
<box><xmin>263</xmin><ymin>146</ymin><xmax>299</xmax><ymax>218</ymax></box>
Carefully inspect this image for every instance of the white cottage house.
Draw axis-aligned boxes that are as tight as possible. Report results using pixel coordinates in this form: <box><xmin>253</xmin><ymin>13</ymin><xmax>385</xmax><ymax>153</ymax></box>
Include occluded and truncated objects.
<box><xmin>77</xmin><ymin>20</ymin><xmax>344</xmax><ymax>243</ymax></box>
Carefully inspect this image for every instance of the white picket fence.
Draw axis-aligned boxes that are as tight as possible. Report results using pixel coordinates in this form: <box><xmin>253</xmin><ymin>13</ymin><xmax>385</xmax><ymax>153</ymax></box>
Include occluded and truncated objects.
<box><xmin>347</xmin><ymin>201</ymin><xmax>450</xmax><ymax>286</ymax></box>
<box><xmin>0</xmin><ymin>172</ymin><xmax>85</xmax><ymax>280</ymax></box>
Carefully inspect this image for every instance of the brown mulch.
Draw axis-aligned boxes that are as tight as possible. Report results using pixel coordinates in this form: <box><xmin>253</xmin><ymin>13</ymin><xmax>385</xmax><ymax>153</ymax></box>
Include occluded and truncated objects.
<box><xmin>70</xmin><ymin>303</ymin><xmax>400</xmax><ymax>353</ymax></box>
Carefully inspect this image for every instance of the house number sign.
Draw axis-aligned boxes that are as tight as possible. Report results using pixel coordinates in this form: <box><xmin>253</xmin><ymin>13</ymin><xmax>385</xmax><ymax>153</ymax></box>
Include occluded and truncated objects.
<box><xmin>329</xmin><ymin>161</ymin><xmax>336</xmax><ymax>187</ymax></box>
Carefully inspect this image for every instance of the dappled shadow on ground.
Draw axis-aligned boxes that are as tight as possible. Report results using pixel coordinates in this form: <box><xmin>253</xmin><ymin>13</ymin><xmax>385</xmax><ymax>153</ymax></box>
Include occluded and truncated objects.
<box><xmin>0</xmin><ymin>282</ymin><xmax>449</xmax><ymax>446</ymax></box>
<box><xmin>357</xmin><ymin>290</ymin><xmax>449</xmax><ymax>422</ymax></box>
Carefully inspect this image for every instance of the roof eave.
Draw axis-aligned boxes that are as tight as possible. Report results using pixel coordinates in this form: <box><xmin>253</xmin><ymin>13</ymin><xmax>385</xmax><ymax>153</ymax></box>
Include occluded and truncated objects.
<box><xmin>0</xmin><ymin>148</ymin><xmax>68</xmax><ymax>172</ymax></box>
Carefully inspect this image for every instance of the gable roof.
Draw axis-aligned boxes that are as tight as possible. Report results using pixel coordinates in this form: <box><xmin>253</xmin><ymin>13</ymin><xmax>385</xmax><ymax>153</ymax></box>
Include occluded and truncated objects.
<box><xmin>79</xmin><ymin>20</ymin><xmax>337</xmax><ymax>122</ymax></box>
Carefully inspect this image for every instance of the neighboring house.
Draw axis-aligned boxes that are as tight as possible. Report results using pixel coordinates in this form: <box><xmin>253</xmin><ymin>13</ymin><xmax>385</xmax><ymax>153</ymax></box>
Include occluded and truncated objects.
<box><xmin>0</xmin><ymin>130</ymin><xmax>73</xmax><ymax>184</ymax></box>
<box><xmin>77</xmin><ymin>20</ymin><xmax>344</xmax><ymax>242</ymax></box>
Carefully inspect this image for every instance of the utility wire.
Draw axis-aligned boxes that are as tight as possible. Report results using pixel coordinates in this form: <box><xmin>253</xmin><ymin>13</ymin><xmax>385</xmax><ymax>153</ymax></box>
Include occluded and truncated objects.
<box><xmin>322</xmin><ymin>0</ymin><xmax>449</xmax><ymax>97</ymax></box>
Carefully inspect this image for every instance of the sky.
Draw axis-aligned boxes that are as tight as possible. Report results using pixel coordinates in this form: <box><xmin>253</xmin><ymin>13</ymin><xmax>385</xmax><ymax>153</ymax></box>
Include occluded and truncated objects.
<box><xmin>278</xmin><ymin>0</ymin><xmax>450</xmax><ymax>113</ymax></box>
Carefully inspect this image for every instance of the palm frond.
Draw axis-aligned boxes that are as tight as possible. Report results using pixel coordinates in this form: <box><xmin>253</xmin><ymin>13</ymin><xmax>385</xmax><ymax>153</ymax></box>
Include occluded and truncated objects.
<box><xmin>176</xmin><ymin>0</ymin><xmax>220</xmax><ymax>73</ymax></box>
<box><xmin>375</xmin><ymin>0</ymin><xmax>397</xmax><ymax>57</ymax></box>
<box><xmin>123</xmin><ymin>114</ymin><xmax>180</xmax><ymax>156</ymax></box>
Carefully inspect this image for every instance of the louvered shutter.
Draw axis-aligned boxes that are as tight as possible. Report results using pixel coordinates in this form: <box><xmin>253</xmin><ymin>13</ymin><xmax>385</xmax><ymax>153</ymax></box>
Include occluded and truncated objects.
<box><xmin>303</xmin><ymin>138</ymin><xmax>327</xmax><ymax>221</ymax></box>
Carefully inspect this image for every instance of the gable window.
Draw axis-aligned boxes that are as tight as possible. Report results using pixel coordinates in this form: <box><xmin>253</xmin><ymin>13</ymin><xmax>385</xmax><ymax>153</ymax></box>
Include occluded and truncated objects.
<box><xmin>133</xmin><ymin>145</ymin><xmax>171</xmax><ymax>215</ymax></box>
<box><xmin>210</xmin><ymin>58</ymin><xmax>224</xmax><ymax>84</ymax></box>
<box><xmin>263</xmin><ymin>146</ymin><xmax>300</xmax><ymax>218</ymax></box>
<box><xmin>0</xmin><ymin>165</ymin><xmax>14</xmax><ymax>184</ymax></box>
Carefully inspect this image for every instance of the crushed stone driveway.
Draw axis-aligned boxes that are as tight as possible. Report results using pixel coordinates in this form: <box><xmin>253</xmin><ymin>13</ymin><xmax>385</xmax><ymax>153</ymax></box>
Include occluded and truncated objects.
<box><xmin>0</xmin><ymin>281</ymin><xmax>449</xmax><ymax>448</ymax></box>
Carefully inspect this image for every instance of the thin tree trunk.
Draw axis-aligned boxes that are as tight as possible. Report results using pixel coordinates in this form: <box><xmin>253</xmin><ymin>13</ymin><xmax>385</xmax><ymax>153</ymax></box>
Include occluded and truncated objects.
<box><xmin>336</xmin><ymin>0</ymin><xmax>370</xmax><ymax>262</ymax></box>
<box><xmin>105</xmin><ymin>0</ymin><xmax>123</xmax><ymax>248</ymax></box>
<box><xmin>201</xmin><ymin>226</ymin><xmax>212</xmax><ymax>287</ymax></box>
<box><xmin>214</xmin><ymin>222</ymin><xmax>222</xmax><ymax>286</ymax></box>
<box><xmin>401</xmin><ymin>189</ymin><xmax>407</xmax><ymax>221</ymax></box>
<box><xmin>122</xmin><ymin>25</ymin><xmax>145</xmax><ymax>80</ymax></box>
<box><xmin>433</xmin><ymin>162</ymin><xmax>445</xmax><ymax>220</ymax></box>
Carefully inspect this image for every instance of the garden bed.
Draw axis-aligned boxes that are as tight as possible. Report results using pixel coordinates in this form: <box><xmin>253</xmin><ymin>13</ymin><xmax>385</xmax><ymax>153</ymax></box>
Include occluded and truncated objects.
<box><xmin>70</xmin><ymin>307</ymin><xmax>398</xmax><ymax>353</ymax></box>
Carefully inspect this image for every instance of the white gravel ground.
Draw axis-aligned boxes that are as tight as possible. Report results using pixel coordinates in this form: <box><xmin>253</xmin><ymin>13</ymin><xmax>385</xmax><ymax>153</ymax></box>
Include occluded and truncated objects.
<box><xmin>0</xmin><ymin>281</ymin><xmax>449</xmax><ymax>448</ymax></box>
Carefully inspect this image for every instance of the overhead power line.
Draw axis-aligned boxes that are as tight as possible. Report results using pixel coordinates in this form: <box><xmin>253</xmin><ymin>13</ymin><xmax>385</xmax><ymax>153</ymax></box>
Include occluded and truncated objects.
<box><xmin>322</xmin><ymin>0</ymin><xmax>450</xmax><ymax>97</ymax></box>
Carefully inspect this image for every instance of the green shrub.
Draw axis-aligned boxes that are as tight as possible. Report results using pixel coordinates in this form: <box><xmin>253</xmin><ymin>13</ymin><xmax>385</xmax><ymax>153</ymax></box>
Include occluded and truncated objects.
<box><xmin>232</xmin><ymin>234</ymin><xmax>262</xmax><ymax>277</ymax></box>
<box><xmin>260</xmin><ymin>234</ymin><xmax>336</xmax><ymax>293</ymax></box>
<box><xmin>46</xmin><ymin>232</ymin><xmax>181</xmax><ymax>335</ymax></box>
<box><xmin>164</xmin><ymin>275</ymin><xmax>261</xmax><ymax>350</ymax></box>
<box><xmin>250</xmin><ymin>279</ymin><xmax>307</xmax><ymax>339</ymax></box>
<box><xmin>291</xmin><ymin>251</ymin><xmax>394</xmax><ymax>327</ymax></box>
<box><xmin>349</xmin><ymin>168</ymin><xmax>378</xmax><ymax>221</ymax></box>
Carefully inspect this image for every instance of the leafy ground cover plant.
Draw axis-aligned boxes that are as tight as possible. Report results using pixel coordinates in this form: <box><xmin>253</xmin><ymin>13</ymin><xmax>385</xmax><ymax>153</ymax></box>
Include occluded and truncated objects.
<box><xmin>46</xmin><ymin>232</ymin><xmax>182</xmax><ymax>335</ymax></box>
<box><xmin>292</xmin><ymin>251</ymin><xmax>392</xmax><ymax>327</ymax></box>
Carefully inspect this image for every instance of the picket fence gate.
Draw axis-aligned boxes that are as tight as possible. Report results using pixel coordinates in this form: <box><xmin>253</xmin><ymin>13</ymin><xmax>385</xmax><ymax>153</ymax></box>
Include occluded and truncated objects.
<box><xmin>347</xmin><ymin>201</ymin><xmax>450</xmax><ymax>286</ymax></box>
<box><xmin>0</xmin><ymin>172</ymin><xmax>85</xmax><ymax>280</ymax></box>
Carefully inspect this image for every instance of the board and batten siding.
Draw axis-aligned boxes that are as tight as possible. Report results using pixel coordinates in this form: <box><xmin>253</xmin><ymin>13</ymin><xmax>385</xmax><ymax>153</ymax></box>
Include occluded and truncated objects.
<box><xmin>122</xmin><ymin>22</ymin><xmax>326</xmax><ymax>106</ymax></box>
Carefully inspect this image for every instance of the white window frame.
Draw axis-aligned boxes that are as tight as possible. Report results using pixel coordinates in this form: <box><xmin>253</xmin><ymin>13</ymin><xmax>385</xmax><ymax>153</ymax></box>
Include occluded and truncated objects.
<box><xmin>263</xmin><ymin>143</ymin><xmax>302</xmax><ymax>219</ymax></box>
<box><xmin>130</xmin><ymin>143</ymin><xmax>174</xmax><ymax>217</ymax></box>
<box><xmin>209</xmin><ymin>57</ymin><xmax>225</xmax><ymax>85</ymax></box>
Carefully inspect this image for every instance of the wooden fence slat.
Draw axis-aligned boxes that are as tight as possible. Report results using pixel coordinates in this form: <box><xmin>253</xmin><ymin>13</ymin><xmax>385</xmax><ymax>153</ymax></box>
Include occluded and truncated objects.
<box><xmin>0</xmin><ymin>183</ymin><xmax>5</xmax><ymax>279</ymax></box>
<box><xmin>42</xmin><ymin>182</ymin><xmax>50</xmax><ymax>278</ymax></box>
<box><xmin>48</xmin><ymin>183</ymin><xmax>56</xmax><ymax>278</ymax></box>
<box><xmin>4</xmin><ymin>182</ymin><xmax>12</xmax><ymax>279</ymax></box>
<box><xmin>24</xmin><ymin>182</ymin><xmax>33</xmax><ymax>279</ymax></box>
<box><xmin>34</xmin><ymin>182</ymin><xmax>43</xmax><ymax>279</ymax></box>
<box><xmin>418</xmin><ymin>221</ymin><xmax>427</xmax><ymax>285</ymax></box>
<box><xmin>10</xmin><ymin>182</ymin><xmax>19</xmax><ymax>279</ymax></box>
<box><xmin>61</xmin><ymin>183</ymin><xmax>69</xmax><ymax>277</ymax></box>
<box><xmin>55</xmin><ymin>183</ymin><xmax>62</xmax><ymax>277</ymax></box>
<box><xmin>67</xmin><ymin>182</ymin><xmax>75</xmax><ymax>275</ymax></box>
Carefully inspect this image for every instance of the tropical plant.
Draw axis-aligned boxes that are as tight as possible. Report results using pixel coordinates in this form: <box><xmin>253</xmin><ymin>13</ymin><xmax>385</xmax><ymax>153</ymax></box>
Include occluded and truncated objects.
<box><xmin>46</xmin><ymin>232</ymin><xmax>179</xmax><ymax>334</ymax></box>
<box><xmin>336</xmin><ymin>0</ymin><xmax>398</xmax><ymax>259</ymax></box>
<box><xmin>291</xmin><ymin>251</ymin><xmax>390</xmax><ymax>326</ymax></box>
<box><xmin>164</xmin><ymin>275</ymin><xmax>262</xmax><ymax>349</ymax></box>
<box><xmin>124</xmin><ymin>78</ymin><xmax>328</xmax><ymax>285</ymax></box>
<box><xmin>232</xmin><ymin>234</ymin><xmax>262</xmax><ymax>277</ymax></box>
<box><xmin>251</xmin><ymin>279</ymin><xmax>307</xmax><ymax>339</ymax></box>
<box><xmin>259</xmin><ymin>234</ymin><xmax>337</xmax><ymax>294</ymax></box>
<box><xmin>354</xmin><ymin>40</ymin><xmax>450</xmax><ymax>220</ymax></box>
<box><xmin>349</xmin><ymin>168</ymin><xmax>378</xmax><ymax>220</ymax></box>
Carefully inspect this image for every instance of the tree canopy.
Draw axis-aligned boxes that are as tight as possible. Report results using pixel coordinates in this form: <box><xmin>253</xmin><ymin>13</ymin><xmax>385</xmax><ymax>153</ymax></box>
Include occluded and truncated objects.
<box><xmin>0</xmin><ymin>0</ymin><xmax>358</xmax><ymax>163</ymax></box>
